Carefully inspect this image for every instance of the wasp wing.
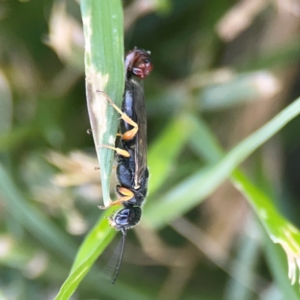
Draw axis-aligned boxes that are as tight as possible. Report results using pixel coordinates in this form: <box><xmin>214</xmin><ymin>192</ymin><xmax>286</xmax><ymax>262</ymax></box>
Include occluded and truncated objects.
<box><xmin>131</xmin><ymin>79</ymin><xmax>148</xmax><ymax>189</ymax></box>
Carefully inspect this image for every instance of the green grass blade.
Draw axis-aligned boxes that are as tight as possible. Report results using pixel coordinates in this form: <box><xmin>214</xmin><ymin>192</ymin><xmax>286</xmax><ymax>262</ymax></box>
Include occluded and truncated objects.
<box><xmin>156</xmin><ymin>109</ymin><xmax>300</xmax><ymax>293</ymax></box>
<box><xmin>189</xmin><ymin>114</ymin><xmax>300</xmax><ymax>295</ymax></box>
<box><xmin>262</xmin><ymin>229</ymin><xmax>299</xmax><ymax>299</ymax></box>
<box><xmin>144</xmin><ymin>96</ymin><xmax>300</xmax><ymax>228</ymax></box>
<box><xmin>232</xmin><ymin>170</ymin><xmax>300</xmax><ymax>287</ymax></box>
<box><xmin>55</xmin><ymin>208</ymin><xmax>152</xmax><ymax>300</ymax></box>
<box><xmin>81</xmin><ymin>0</ymin><xmax>124</xmax><ymax>207</ymax></box>
<box><xmin>55</xmin><ymin>2</ymin><xmax>156</xmax><ymax>298</ymax></box>
<box><xmin>70</xmin><ymin>208</ymin><xmax>116</xmax><ymax>273</ymax></box>
<box><xmin>54</xmin><ymin>209</ymin><xmax>115</xmax><ymax>300</ymax></box>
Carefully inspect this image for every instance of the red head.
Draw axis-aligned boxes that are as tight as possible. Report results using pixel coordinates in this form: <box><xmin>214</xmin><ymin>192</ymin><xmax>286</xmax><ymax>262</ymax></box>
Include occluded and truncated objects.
<box><xmin>125</xmin><ymin>48</ymin><xmax>153</xmax><ymax>79</ymax></box>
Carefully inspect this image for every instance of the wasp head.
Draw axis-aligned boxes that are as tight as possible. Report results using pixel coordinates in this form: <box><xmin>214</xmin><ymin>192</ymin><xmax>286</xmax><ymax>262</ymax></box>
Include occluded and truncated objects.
<box><xmin>125</xmin><ymin>48</ymin><xmax>153</xmax><ymax>79</ymax></box>
<box><xmin>109</xmin><ymin>206</ymin><xmax>142</xmax><ymax>231</ymax></box>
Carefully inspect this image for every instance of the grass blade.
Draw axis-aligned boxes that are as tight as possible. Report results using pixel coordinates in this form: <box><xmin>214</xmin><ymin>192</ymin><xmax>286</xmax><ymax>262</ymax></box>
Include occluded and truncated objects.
<box><xmin>144</xmin><ymin>97</ymin><xmax>300</xmax><ymax>227</ymax></box>
<box><xmin>55</xmin><ymin>208</ymin><xmax>152</xmax><ymax>300</ymax></box>
<box><xmin>54</xmin><ymin>209</ymin><xmax>115</xmax><ymax>300</ymax></box>
<box><xmin>147</xmin><ymin>106</ymin><xmax>300</xmax><ymax>294</ymax></box>
<box><xmin>70</xmin><ymin>208</ymin><xmax>116</xmax><ymax>273</ymax></box>
<box><xmin>81</xmin><ymin>0</ymin><xmax>124</xmax><ymax>207</ymax></box>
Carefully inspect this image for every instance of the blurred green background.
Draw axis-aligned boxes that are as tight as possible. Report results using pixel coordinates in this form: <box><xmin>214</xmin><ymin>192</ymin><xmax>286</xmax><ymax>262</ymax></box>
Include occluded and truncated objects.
<box><xmin>1</xmin><ymin>0</ymin><xmax>300</xmax><ymax>299</ymax></box>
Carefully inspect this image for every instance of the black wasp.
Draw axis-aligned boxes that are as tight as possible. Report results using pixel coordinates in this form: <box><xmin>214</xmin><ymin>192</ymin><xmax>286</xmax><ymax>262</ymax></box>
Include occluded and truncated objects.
<box><xmin>97</xmin><ymin>48</ymin><xmax>153</xmax><ymax>284</ymax></box>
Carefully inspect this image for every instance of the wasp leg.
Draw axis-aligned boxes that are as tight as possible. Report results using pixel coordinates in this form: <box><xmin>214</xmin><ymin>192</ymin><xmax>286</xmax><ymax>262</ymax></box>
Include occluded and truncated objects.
<box><xmin>98</xmin><ymin>187</ymin><xmax>134</xmax><ymax>209</ymax></box>
<box><xmin>117</xmin><ymin>187</ymin><xmax>135</xmax><ymax>199</ymax></box>
<box><xmin>97</xmin><ymin>90</ymin><xmax>138</xmax><ymax>140</ymax></box>
<box><xmin>99</xmin><ymin>144</ymin><xmax>130</xmax><ymax>157</ymax></box>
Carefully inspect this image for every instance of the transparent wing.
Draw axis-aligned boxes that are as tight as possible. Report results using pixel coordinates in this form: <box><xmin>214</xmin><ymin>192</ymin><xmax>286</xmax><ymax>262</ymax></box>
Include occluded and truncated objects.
<box><xmin>131</xmin><ymin>80</ymin><xmax>148</xmax><ymax>188</ymax></box>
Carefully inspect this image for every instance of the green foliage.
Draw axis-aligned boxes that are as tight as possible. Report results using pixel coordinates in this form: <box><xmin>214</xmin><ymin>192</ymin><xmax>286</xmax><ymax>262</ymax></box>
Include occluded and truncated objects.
<box><xmin>80</xmin><ymin>0</ymin><xmax>124</xmax><ymax>207</ymax></box>
<box><xmin>1</xmin><ymin>0</ymin><xmax>300</xmax><ymax>299</ymax></box>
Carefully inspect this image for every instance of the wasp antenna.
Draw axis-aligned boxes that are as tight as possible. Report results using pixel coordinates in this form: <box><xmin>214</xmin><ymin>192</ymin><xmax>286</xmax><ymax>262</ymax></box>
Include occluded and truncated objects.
<box><xmin>111</xmin><ymin>228</ymin><xmax>127</xmax><ymax>285</ymax></box>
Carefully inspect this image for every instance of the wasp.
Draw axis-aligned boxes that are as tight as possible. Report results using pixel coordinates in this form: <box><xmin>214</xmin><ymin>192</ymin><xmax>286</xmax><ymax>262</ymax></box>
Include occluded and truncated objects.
<box><xmin>89</xmin><ymin>48</ymin><xmax>152</xmax><ymax>283</ymax></box>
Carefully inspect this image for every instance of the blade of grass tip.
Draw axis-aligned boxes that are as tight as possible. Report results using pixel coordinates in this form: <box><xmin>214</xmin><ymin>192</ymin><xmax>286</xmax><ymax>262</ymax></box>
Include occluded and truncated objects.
<box><xmin>0</xmin><ymin>165</ymin><xmax>76</xmax><ymax>261</ymax></box>
<box><xmin>232</xmin><ymin>170</ymin><xmax>300</xmax><ymax>289</ymax></box>
<box><xmin>80</xmin><ymin>0</ymin><xmax>124</xmax><ymax>207</ymax></box>
<box><xmin>144</xmin><ymin>96</ymin><xmax>300</xmax><ymax>228</ymax></box>
<box><xmin>262</xmin><ymin>227</ymin><xmax>299</xmax><ymax>300</ymax></box>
